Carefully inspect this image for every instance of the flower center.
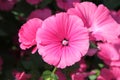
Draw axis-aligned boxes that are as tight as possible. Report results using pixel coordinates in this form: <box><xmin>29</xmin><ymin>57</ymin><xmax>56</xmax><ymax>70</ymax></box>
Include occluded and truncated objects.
<box><xmin>62</xmin><ymin>39</ymin><xmax>69</xmax><ymax>46</ymax></box>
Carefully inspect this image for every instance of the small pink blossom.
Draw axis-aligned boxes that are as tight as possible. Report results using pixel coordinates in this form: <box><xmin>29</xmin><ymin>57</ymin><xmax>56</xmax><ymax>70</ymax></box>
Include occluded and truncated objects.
<box><xmin>27</xmin><ymin>8</ymin><xmax>52</xmax><ymax>20</ymax></box>
<box><xmin>55</xmin><ymin>69</ymin><xmax>67</xmax><ymax>80</ymax></box>
<box><xmin>98</xmin><ymin>39</ymin><xmax>120</xmax><ymax>67</ymax></box>
<box><xmin>36</xmin><ymin>12</ymin><xmax>89</xmax><ymax>68</ymax></box>
<box><xmin>18</xmin><ymin>18</ymin><xmax>42</xmax><ymax>53</ymax></box>
<box><xmin>97</xmin><ymin>67</ymin><xmax>120</xmax><ymax>80</ymax></box>
<box><xmin>0</xmin><ymin>0</ymin><xmax>17</xmax><ymax>11</ymax></box>
<box><xmin>77</xmin><ymin>58</ymin><xmax>88</xmax><ymax>72</ymax></box>
<box><xmin>71</xmin><ymin>70</ymin><xmax>95</xmax><ymax>80</ymax></box>
<box><xmin>71</xmin><ymin>59</ymin><xmax>95</xmax><ymax>80</ymax></box>
<box><xmin>86</xmin><ymin>48</ymin><xmax>98</xmax><ymax>56</ymax></box>
<box><xmin>13</xmin><ymin>71</ymin><xmax>31</xmax><ymax>80</ymax></box>
<box><xmin>56</xmin><ymin>0</ymin><xmax>80</xmax><ymax>10</ymax></box>
<box><xmin>67</xmin><ymin>2</ymin><xmax>120</xmax><ymax>42</ymax></box>
<box><xmin>26</xmin><ymin>0</ymin><xmax>42</xmax><ymax>5</ymax></box>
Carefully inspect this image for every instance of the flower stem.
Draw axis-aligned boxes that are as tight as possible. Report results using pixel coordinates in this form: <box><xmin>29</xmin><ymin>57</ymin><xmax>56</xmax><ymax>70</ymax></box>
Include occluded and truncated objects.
<box><xmin>52</xmin><ymin>67</ymin><xmax>57</xmax><ymax>74</ymax></box>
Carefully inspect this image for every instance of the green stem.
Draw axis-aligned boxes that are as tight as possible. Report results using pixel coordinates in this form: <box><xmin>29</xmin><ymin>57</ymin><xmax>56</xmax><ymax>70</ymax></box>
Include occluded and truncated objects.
<box><xmin>52</xmin><ymin>67</ymin><xmax>57</xmax><ymax>74</ymax></box>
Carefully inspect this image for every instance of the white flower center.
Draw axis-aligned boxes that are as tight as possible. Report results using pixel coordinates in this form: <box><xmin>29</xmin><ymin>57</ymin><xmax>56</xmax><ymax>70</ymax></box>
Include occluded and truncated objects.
<box><xmin>62</xmin><ymin>39</ymin><xmax>68</xmax><ymax>46</ymax></box>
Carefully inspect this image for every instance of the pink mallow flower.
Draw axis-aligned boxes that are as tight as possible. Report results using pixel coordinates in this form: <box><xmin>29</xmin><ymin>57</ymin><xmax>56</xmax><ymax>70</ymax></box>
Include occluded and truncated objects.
<box><xmin>0</xmin><ymin>0</ymin><xmax>17</xmax><ymax>11</ymax></box>
<box><xmin>98</xmin><ymin>39</ymin><xmax>120</xmax><ymax>67</ymax></box>
<box><xmin>36</xmin><ymin>12</ymin><xmax>89</xmax><ymax>68</ymax></box>
<box><xmin>67</xmin><ymin>2</ymin><xmax>120</xmax><ymax>42</ymax></box>
<box><xmin>56</xmin><ymin>0</ymin><xmax>80</xmax><ymax>10</ymax></box>
<box><xmin>27</xmin><ymin>8</ymin><xmax>52</xmax><ymax>20</ymax></box>
<box><xmin>111</xmin><ymin>10</ymin><xmax>120</xmax><ymax>24</ymax></box>
<box><xmin>26</xmin><ymin>0</ymin><xmax>42</xmax><ymax>5</ymax></box>
<box><xmin>97</xmin><ymin>67</ymin><xmax>120</xmax><ymax>80</ymax></box>
<box><xmin>18</xmin><ymin>18</ymin><xmax>42</xmax><ymax>54</ymax></box>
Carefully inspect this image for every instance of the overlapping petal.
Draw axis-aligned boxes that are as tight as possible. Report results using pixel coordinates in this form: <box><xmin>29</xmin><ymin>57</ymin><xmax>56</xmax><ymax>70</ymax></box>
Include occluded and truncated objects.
<box><xmin>68</xmin><ymin>2</ymin><xmax>120</xmax><ymax>42</ymax></box>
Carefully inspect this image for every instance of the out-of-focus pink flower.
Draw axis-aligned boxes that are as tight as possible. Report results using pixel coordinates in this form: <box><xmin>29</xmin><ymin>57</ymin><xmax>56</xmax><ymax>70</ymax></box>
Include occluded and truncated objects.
<box><xmin>67</xmin><ymin>2</ymin><xmax>120</xmax><ymax>42</ymax></box>
<box><xmin>27</xmin><ymin>8</ymin><xmax>52</xmax><ymax>20</ymax></box>
<box><xmin>78</xmin><ymin>59</ymin><xmax>87</xmax><ymax>72</ymax></box>
<box><xmin>36</xmin><ymin>12</ymin><xmax>89</xmax><ymax>68</ymax></box>
<box><xmin>98</xmin><ymin>39</ymin><xmax>120</xmax><ymax>67</ymax></box>
<box><xmin>97</xmin><ymin>67</ymin><xmax>120</xmax><ymax>80</ymax></box>
<box><xmin>71</xmin><ymin>70</ymin><xmax>95</xmax><ymax>80</ymax></box>
<box><xmin>0</xmin><ymin>0</ymin><xmax>17</xmax><ymax>11</ymax></box>
<box><xmin>18</xmin><ymin>18</ymin><xmax>42</xmax><ymax>54</ymax></box>
<box><xmin>26</xmin><ymin>0</ymin><xmax>42</xmax><ymax>5</ymax></box>
<box><xmin>55</xmin><ymin>69</ymin><xmax>66</xmax><ymax>80</ymax></box>
<box><xmin>56</xmin><ymin>0</ymin><xmax>80</xmax><ymax>10</ymax></box>
<box><xmin>13</xmin><ymin>71</ymin><xmax>31</xmax><ymax>80</ymax></box>
<box><xmin>71</xmin><ymin>72</ymin><xmax>86</xmax><ymax>80</ymax></box>
<box><xmin>86</xmin><ymin>48</ymin><xmax>98</xmax><ymax>56</ymax></box>
<box><xmin>111</xmin><ymin>10</ymin><xmax>120</xmax><ymax>24</ymax></box>
<box><xmin>71</xmin><ymin>58</ymin><xmax>95</xmax><ymax>80</ymax></box>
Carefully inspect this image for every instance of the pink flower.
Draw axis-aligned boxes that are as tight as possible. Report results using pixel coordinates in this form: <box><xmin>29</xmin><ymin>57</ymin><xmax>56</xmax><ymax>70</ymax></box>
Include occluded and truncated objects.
<box><xmin>71</xmin><ymin>72</ymin><xmax>86</xmax><ymax>80</ymax></box>
<box><xmin>67</xmin><ymin>2</ymin><xmax>120</xmax><ymax>42</ymax></box>
<box><xmin>71</xmin><ymin>70</ymin><xmax>95</xmax><ymax>80</ymax></box>
<box><xmin>26</xmin><ymin>0</ymin><xmax>42</xmax><ymax>5</ymax></box>
<box><xmin>71</xmin><ymin>59</ymin><xmax>95</xmax><ymax>80</ymax></box>
<box><xmin>13</xmin><ymin>71</ymin><xmax>31</xmax><ymax>80</ymax></box>
<box><xmin>0</xmin><ymin>0</ymin><xmax>17</xmax><ymax>11</ymax></box>
<box><xmin>55</xmin><ymin>69</ymin><xmax>66</xmax><ymax>80</ymax></box>
<box><xmin>97</xmin><ymin>67</ymin><xmax>120</xmax><ymax>80</ymax></box>
<box><xmin>97</xmin><ymin>39</ymin><xmax>120</xmax><ymax>67</ymax></box>
<box><xmin>56</xmin><ymin>0</ymin><xmax>80</xmax><ymax>10</ymax></box>
<box><xmin>36</xmin><ymin>12</ymin><xmax>89</xmax><ymax>68</ymax></box>
<box><xmin>27</xmin><ymin>8</ymin><xmax>52</xmax><ymax>20</ymax></box>
<box><xmin>18</xmin><ymin>18</ymin><xmax>42</xmax><ymax>53</ymax></box>
<box><xmin>78</xmin><ymin>59</ymin><xmax>88</xmax><ymax>72</ymax></box>
<box><xmin>111</xmin><ymin>10</ymin><xmax>120</xmax><ymax>24</ymax></box>
<box><xmin>86</xmin><ymin>48</ymin><xmax>98</xmax><ymax>56</ymax></box>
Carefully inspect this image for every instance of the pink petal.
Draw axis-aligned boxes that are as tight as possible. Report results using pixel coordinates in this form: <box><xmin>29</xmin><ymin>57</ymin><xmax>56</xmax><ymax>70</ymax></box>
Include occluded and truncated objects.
<box><xmin>18</xmin><ymin>18</ymin><xmax>42</xmax><ymax>52</ymax></box>
<box><xmin>67</xmin><ymin>2</ymin><xmax>97</xmax><ymax>27</ymax></box>
<box><xmin>86</xmin><ymin>48</ymin><xmax>98</xmax><ymax>56</ymax></box>
<box><xmin>90</xmin><ymin>5</ymin><xmax>120</xmax><ymax>42</ymax></box>
<box><xmin>98</xmin><ymin>43</ymin><xmax>120</xmax><ymax>61</ymax></box>
<box><xmin>98</xmin><ymin>68</ymin><xmax>114</xmax><ymax>80</ymax></box>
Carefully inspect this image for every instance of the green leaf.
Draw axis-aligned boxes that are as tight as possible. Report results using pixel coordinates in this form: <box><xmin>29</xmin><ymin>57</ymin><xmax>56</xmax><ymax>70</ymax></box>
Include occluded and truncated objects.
<box><xmin>89</xmin><ymin>75</ymin><xmax>97</xmax><ymax>80</ymax></box>
<box><xmin>90</xmin><ymin>41</ymin><xmax>97</xmax><ymax>48</ymax></box>
<box><xmin>98</xmin><ymin>63</ymin><xmax>104</xmax><ymax>68</ymax></box>
<box><xmin>42</xmin><ymin>70</ymin><xmax>58</xmax><ymax>80</ymax></box>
